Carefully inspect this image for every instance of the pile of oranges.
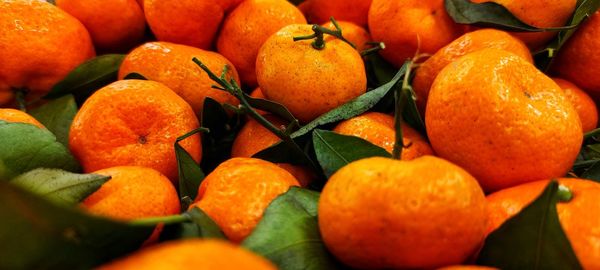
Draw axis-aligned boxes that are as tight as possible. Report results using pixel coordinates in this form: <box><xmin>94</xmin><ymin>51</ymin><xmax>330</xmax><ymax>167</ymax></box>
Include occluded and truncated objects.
<box><xmin>2</xmin><ymin>0</ymin><xmax>600</xmax><ymax>269</ymax></box>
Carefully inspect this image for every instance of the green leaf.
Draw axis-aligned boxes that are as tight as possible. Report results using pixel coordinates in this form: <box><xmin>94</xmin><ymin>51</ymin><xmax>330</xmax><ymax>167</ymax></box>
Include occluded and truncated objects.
<box><xmin>243</xmin><ymin>187</ymin><xmax>340</xmax><ymax>270</ymax></box>
<box><xmin>0</xmin><ymin>121</ymin><xmax>80</xmax><ymax>181</ymax></box>
<box><xmin>477</xmin><ymin>180</ymin><xmax>583</xmax><ymax>270</ymax></box>
<box><xmin>29</xmin><ymin>95</ymin><xmax>77</xmax><ymax>147</ymax></box>
<box><xmin>580</xmin><ymin>161</ymin><xmax>600</xmax><ymax>182</ymax></box>
<box><xmin>123</xmin><ymin>72</ymin><xmax>147</xmax><ymax>80</ymax></box>
<box><xmin>45</xmin><ymin>54</ymin><xmax>125</xmax><ymax>104</ymax></box>
<box><xmin>244</xmin><ymin>92</ymin><xmax>298</xmax><ymax>125</ymax></box>
<box><xmin>535</xmin><ymin>0</ymin><xmax>600</xmax><ymax>70</ymax></box>
<box><xmin>445</xmin><ymin>0</ymin><xmax>573</xmax><ymax>32</ymax></box>
<box><xmin>0</xmin><ymin>180</ymin><xmax>156</xmax><ymax>269</ymax></box>
<box><xmin>10</xmin><ymin>168</ymin><xmax>109</xmax><ymax>206</ymax></box>
<box><xmin>176</xmin><ymin>128</ymin><xmax>207</xmax><ymax>205</ymax></box>
<box><xmin>365</xmin><ymin>53</ymin><xmax>397</xmax><ymax>90</ymax></box>
<box><xmin>312</xmin><ymin>129</ymin><xmax>390</xmax><ymax>177</ymax></box>
<box><xmin>160</xmin><ymin>208</ymin><xmax>226</xmax><ymax>241</ymax></box>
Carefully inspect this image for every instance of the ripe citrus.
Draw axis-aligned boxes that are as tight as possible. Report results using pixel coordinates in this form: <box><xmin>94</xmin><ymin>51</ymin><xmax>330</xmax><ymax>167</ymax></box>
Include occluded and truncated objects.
<box><xmin>0</xmin><ymin>108</ymin><xmax>44</xmax><ymax>129</ymax></box>
<box><xmin>438</xmin><ymin>266</ymin><xmax>498</xmax><ymax>270</ymax></box>
<box><xmin>426</xmin><ymin>49</ymin><xmax>582</xmax><ymax>192</ymax></box>
<box><xmin>413</xmin><ymin>29</ymin><xmax>532</xmax><ymax>114</ymax></box>
<box><xmin>332</xmin><ymin>112</ymin><xmax>434</xmax><ymax>160</ymax></box>
<box><xmin>98</xmin><ymin>239</ymin><xmax>277</xmax><ymax>270</ymax></box>
<box><xmin>216</xmin><ymin>0</ymin><xmax>306</xmax><ymax>87</ymax></box>
<box><xmin>301</xmin><ymin>0</ymin><xmax>372</xmax><ymax>27</ymax></box>
<box><xmin>553</xmin><ymin>78</ymin><xmax>598</xmax><ymax>132</ymax></box>
<box><xmin>144</xmin><ymin>0</ymin><xmax>223</xmax><ymax>49</ymax></box>
<box><xmin>319</xmin><ymin>156</ymin><xmax>487</xmax><ymax>269</ymax></box>
<box><xmin>118</xmin><ymin>41</ymin><xmax>239</xmax><ymax>113</ymax></box>
<box><xmin>486</xmin><ymin>178</ymin><xmax>600</xmax><ymax>269</ymax></box>
<box><xmin>368</xmin><ymin>0</ymin><xmax>463</xmax><ymax>67</ymax></box>
<box><xmin>56</xmin><ymin>0</ymin><xmax>145</xmax><ymax>52</ymax></box>
<box><xmin>69</xmin><ymin>80</ymin><xmax>202</xmax><ymax>182</ymax></box>
<box><xmin>256</xmin><ymin>24</ymin><xmax>367</xmax><ymax>123</ymax></box>
<box><xmin>322</xmin><ymin>20</ymin><xmax>371</xmax><ymax>51</ymax></box>
<box><xmin>0</xmin><ymin>0</ymin><xmax>95</xmax><ymax>106</ymax></box>
<box><xmin>190</xmin><ymin>157</ymin><xmax>299</xmax><ymax>242</ymax></box>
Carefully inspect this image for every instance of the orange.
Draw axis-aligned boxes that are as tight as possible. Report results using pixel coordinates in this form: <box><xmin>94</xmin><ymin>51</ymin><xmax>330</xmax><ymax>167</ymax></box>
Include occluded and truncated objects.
<box><xmin>0</xmin><ymin>108</ymin><xmax>44</xmax><ymax>129</ymax></box>
<box><xmin>319</xmin><ymin>156</ymin><xmax>487</xmax><ymax>269</ymax></box>
<box><xmin>553</xmin><ymin>11</ymin><xmax>600</xmax><ymax>94</ymax></box>
<box><xmin>368</xmin><ymin>0</ymin><xmax>463</xmax><ymax>67</ymax></box>
<box><xmin>69</xmin><ymin>79</ymin><xmax>202</xmax><ymax>182</ymax></box>
<box><xmin>438</xmin><ymin>266</ymin><xmax>498</xmax><ymax>270</ymax></box>
<box><xmin>413</xmin><ymin>29</ymin><xmax>533</xmax><ymax>114</ymax></box>
<box><xmin>98</xmin><ymin>239</ymin><xmax>277</xmax><ymax>270</ymax></box>
<box><xmin>471</xmin><ymin>0</ymin><xmax>577</xmax><ymax>49</ymax></box>
<box><xmin>218</xmin><ymin>0</ymin><xmax>244</xmax><ymax>12</ymax></box>
<box><xmin>322</xmin><ymin>20</ymin><xmax>371</xmax><ymax>51</ymax></box>
<box><xmin>231</xmin><ymin>114</ymin><xmax>315</xmax><ymax>187</ymax></box>
<box><xmin>191</xmin><ymin>157</ymin><xmax>300</xmax><ymax>242</ymax></box>
<box><xmin>56</xmin><ymin>0</ymin><xmax>145</xmax><ymax>52</ymax></box>
<box><xmin>301</xmin><ymin>0</ymin><xmax>372</xmax><ymax>27</ymax></box>
<box><xmin>0</xmin><ymin>0</ymin><xmax>95</xmax><ymax>106</ymax></box>
<box><xmin>553</xmin><ymin>78</ymin><xmax>598</xmax><ymax>132</ymax></box>
<box><xmin>144</xmin><ymin>0</ymin><xmax>223</xmax><ymax>50</ymax></box>
<box><xmin>256</xmin><ymin>24</ymin><xmax>367</xmax><ymax>123</ymax></box>
<box><xmin>216</xmin><ymin>0</ymin><xmax>306</xmax><ymax>87</ymax></box>
<box><xmin>119</xmin><ymin>41</ymin><xmax>239</xmax><ymax>113</ymax></box>
<box><xmin>486</xmin><ymin>178</ymin><xmax>600</xmax><ymax>269</ymax></box>
<box><xmin>332</xmin><ymin>112</ymin><xmax>434</xmax><ymax>160</ymax></box>
<box><xmin>426</xmin><ymin>48</ymin><xmax>582</xmax><ymax>192</ymax></box>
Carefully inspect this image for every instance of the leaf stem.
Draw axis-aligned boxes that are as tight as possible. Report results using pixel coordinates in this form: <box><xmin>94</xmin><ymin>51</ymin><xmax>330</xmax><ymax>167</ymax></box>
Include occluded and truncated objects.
<box><xmin>293</xmin><ymin>17</ymin><xmax>356</xmax><ymax>50</ymax></box>
<box><xmin>129</xmin><ymin>214</ymin><xmax>190</xmax><ymax>226</ymax></box>
<box><xmin>392</xmin><ymin>61</ymin><xmax>415</xmax><ymax>159</ymax></box>
<box><xmin>361</xmin><ymin>42</ymin><xmax>386</xmax><ymax>56</ymax></box>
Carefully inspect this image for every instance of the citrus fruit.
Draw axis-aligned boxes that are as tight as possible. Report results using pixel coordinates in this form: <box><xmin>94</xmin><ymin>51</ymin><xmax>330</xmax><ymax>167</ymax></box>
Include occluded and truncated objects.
<box><xmin>0</xmin><ymin>0</ymin><xmax>95</xmax><ymax>106</ymax></box>
<box><xmin>216</xmin><ymin>0</ymin><xmax>306</xmax><ymax>87</ymax></box>
<box><xmin>319</xmin><ymin>156</ymin><xmax>487</xmax><ymax>269</ymax></box>
<box><xmin>0</xmin><ymin>108</ymin><xmax>44</xmax><ymax>128</ymax></box>
<box><xmin>69</xmin><ymin>79</ymin><xmax>202</xmax><ymax>182</ymax></box>
<box><xmin>368</xmin><ymin>0</ymin><xmax>463</xmax><ymax>67</ymax></box>
<box><xmin>98</xmin><ymin>239</ymin><xmax>277</xmax><ymax>270</ymax></box>
<box><xmin>553</xmin><ymin>78</ymin><xmax>598</xmax><ymax>132</ymax></box>
<box><xmin>412</xmin><ymin>28</ymin><xmax>532</xmax><ymax>114</ymax></box>
<box><xmin>190</xmin><ymin>157</ymin><xmax>299</xmax><ymax>242</ymax></box>
<box><xmin>256</xmin><ymin>24</ymin><xmax>367</xmax><ymax>123</ymax></box>
<box><xmin>118</xmin><ymin>41</ymin><xmax>239</xmax><ymax>113</ymax></box>
<box><xmin>301</xmin><ymin>0</ymin><xmax>372</xmax><ymax>27</ymax></box>
<box><xmin>322</xmin><ymin>20</ymin><xmax>371</xmax><ymax>51</ymax></box>
<box><xmin>426</xmin><ymin>48</ymin><xmax>582</xmax><ymax>192</ymax></box>
<box><xmin>486</xmin><ymin>178</ymin><xmax>600</xmax><ymax>270</ymax></box>
<box><xmin>56</xmin><ymin>0</ymin><xmax>145</xmax><ymax>52</ymax></box>
<box><xmin>332</xmin><ymin>112</ymin><xmax>434</xmax><ymax>160</ymax></box>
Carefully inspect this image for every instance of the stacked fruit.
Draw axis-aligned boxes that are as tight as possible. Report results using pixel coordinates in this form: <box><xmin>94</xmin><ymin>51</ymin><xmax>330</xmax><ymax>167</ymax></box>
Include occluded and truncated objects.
<box><xmin>1</xmin><ymin>0</ymin><xmax>600</xmax><ymax>269</ymax></box>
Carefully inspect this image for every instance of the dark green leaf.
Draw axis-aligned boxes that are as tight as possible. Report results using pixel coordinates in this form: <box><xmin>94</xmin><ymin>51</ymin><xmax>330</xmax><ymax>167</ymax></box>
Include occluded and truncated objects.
<box><xmin>580</xmin><ymin>161</ymin><xmax>600</xmax><ymax>182</ymax></box>
<box><xmin>365</xmin><ymin>53</ymin><xmax>397</xmax><ymax>89</ymax></box>
<box><xmin>0</xmin><ymin>121</ymin><xmax>80</xmax><ymax>181</ymax></box>
<box><xmin>45</xmin><ymin>54</ymin><xmax>125</xmax><ymax>104</ymax></box>
<box><xmin>29</xmin><ymin>95</ymin><xmax>77</xmax><ymax>147</ymax></box>
<box><xmin>176</xmin><ymin>128</ymin><xmax>207</xmax><ymax>204</ymax></box>
<box><xmin>123</xmin><ymin>72</ymin><xmax>147</xmax><ymax>80</ymax></box>
<box><xmin>584</xmin><ymin>127</ymin><xmax>600</xmax><ymax>140</ymax></box>
<box><xmin>243</xmin><ymin>187</ymin><xmax>340</xmax><ymax>270</ymax></box>
<box><xmin>477</xmin><ymin>181</ymin><xmax>583</xmax><ymax>270</ymax></box>
<box><xmin>199</xmin><ymin>98</ymin><xmax>243</xmax><ymax>173</ymax></box>
<box><xmin>445</xmin><ymin>0</ymin><xmax>572</xmax><ymax>32</ymax></box>
<box><xmin>312</xmin><ymin>130</ymin><xmax>390</xmax><ymax>177</ymax></box>
<box><xmin>10</xmin><ymin>168</ymin><xmax>109</xmax><ymax>206</ymax></box>
<box><xmin>244</xmin><ymin>93</ymin><xmax>298</xmax><ymax>124</ymax></box>
<box><xmin>160</xmin><ymin>208</ymin><xmax>226</xmax><ymax>241</ymax></box>
<box><xmin>0</xmin><ymin>181</ymin><xmax>155</xmax><ymax>269</ymax></box>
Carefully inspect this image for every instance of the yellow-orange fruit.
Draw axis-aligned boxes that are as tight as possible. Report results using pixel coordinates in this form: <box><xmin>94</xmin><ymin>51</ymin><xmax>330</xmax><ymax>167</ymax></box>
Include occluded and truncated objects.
<box><xmin>0</xmin><ymin>108</ymin><xmax>44</xmax><ymax>128</ymax></box>
<box><xmin>322</xmin><ymin>20</ymin><xmax>371</xmax><ymax>51</ymax></box>
<box><xmin>553</xmin><ymin>78</ymin><xmax>598</xmax><ymax>132</ymax></box>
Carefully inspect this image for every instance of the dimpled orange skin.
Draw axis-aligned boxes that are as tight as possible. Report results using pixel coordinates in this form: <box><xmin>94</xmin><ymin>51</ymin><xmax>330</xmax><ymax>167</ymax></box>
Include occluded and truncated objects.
<box><xmin>56</xmin><ymin>0</ymin><xmax>145</xmax><ymax>52</ymax></box>
<box><xmin>0</xmin><ymin>108</ymin><xmax>44</xmax><ymax>128</ymax></box>
<box><xmin>322</xmin><ymin>20</ymin><xmax>372</xmax><ymax>51</ymax></box>
<box><xmin>256</xmin><ymin>24</ymin><xmax>367</xmax><ymax>123</ymax></box>
<box><xmin>217</xmin><ymin>0</ymin><xmax>306</xmax><ymax>87</ymax></box>
<box><xmin>368</xmin><ymin>0</ymin><xmax>463</xmax><ymax>67</ymax></box>
<box><xmin>302</xmin><ymin>0</ymin><xmax>372</xmax><ymax>27</ymax></box>
<box><xmin>553</xmin><ymin>11</ymin><xmax>600</xmax><ymax>94</ymax></box>
<box><xmin>118</xmin><ymin>42</ymin><xmax>239</xmax><ymax>113</ymax></box>
<box><xmin>191</xmin><ymin>158</ymin><xmax>300</xmax><ymax>243</ymax></box>
<box><xmin>144</xmin><ymin>0</ymin><xmax>224</xmax><ymax>50</ymax></box>
<box><xmin>471</xmin><ymin>0</ymin><xmax>576</xmax><ymax>49</ymax></box>
<box><xmin>69</xmin><ymin>80</ymin><xmax>202</xmax><ymax>182</ymax></box>
<box><xmin>412</xmin><ymin>29</ymin><xmax>533</xmax><ymax>114</ymax></box>
<box><xmin>553</xmin><ymin>78</ymin><xmax>598</xmax><ymax>132</ymax></box>
<box><xmin>231</xmin><ymin>115</ymin><xmax>314</xmax><ymax>187</ymax></box>
<box><xmin>98</xmin><ymin>239</ymin><xmax>277</xmax><ymax>270</ymax></box>
<box><xmin>332</xmin><ymin>112</ymin><xmax>434</xmax><ymax>160</ymax></box>
<box><xmin>319</xmin><ymin>156</ymin><xmax>487</xmax><ymax>269</ymax></box>
<box><xmin>426</xmin><ymin>49</ymin><xmax>582</xmax><ymax>192</ymax></box>
<box><xmin>218</xmin><ymin>0</ymin><xmax>244</xmax><ymax>12</ymax></box>
<box><xmin>0</xmin><ymin>0</ymin><xmax>95</xmax><ymax>106</ymax></box>
<box><xmin>486</xmin><ymin>178</ymin><xmax>600</xmax><ymax>270</ymax></box>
